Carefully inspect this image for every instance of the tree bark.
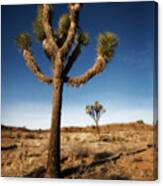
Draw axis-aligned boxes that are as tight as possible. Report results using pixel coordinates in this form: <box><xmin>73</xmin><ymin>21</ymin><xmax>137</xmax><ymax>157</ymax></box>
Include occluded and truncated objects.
<box><xmin>95</xmin><ymin>120</ymin><xmax>100</xmax><ymax>140</ymax></box>
<box><xmin>47</xmin><ymin>58</ymin><xmax>63</xmax><ymax>178</ymax></box>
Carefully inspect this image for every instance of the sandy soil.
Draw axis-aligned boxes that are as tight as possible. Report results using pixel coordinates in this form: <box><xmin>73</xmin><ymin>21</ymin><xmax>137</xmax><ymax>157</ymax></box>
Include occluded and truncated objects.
<box><xmin>1</xmin><ymin>122</ymin><xmax>158</xmax><ymax>180</ymax></box>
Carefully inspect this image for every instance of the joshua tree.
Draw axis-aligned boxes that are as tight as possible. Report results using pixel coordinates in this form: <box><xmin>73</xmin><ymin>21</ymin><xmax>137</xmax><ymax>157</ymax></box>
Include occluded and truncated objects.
<box><xmin>86</xmin><ymin>101</ymin><xmax>106</xmax><ymax>138</ymax></box>
<box><xmin>15</xmin><ymin>4</ymin><xmax>118</xmax><ymax>177</ymax></box>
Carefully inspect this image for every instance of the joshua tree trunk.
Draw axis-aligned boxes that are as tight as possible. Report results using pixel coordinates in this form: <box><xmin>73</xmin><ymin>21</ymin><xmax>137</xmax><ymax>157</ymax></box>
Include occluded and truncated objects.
<box><xmin>47</xmin><ymin>58</ymin><xmax>63</xmax><ymax>177</ymax></box>
<box><xmin>95</xmin><ymin>120</ymin><xmax>100</xmax><ymax>139</ymax></box>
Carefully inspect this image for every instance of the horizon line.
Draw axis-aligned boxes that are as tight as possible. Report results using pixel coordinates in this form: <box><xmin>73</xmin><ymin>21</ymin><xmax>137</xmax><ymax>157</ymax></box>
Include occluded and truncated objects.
<box><xmin>1</xmin><ymin>120</ymin><xmax>154</xmax><ymax>130</ymax></box>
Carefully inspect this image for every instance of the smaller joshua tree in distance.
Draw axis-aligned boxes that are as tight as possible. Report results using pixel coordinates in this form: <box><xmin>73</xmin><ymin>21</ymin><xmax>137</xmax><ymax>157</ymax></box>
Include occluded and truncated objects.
<box><xmin>86</xmin><ymin>101</ymin><xmax>106</xmax><ymax>138</ymax></box>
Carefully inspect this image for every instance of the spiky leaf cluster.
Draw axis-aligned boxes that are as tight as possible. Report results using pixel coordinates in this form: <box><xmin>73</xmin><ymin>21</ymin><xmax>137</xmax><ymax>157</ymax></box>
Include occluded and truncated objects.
<box><xmin>85</xmin><ymin>101</ymin><xmax>106</xmax><ymax>122</ymax></box>
<box><xmin>15</xmin><ymin>33</ymin><xmax>31</xmax><ymax>50</ymax></box>
<box><xmin>97</xmin><ymin>32</ymin><xmax>118</xmax><ymax>61</ymax></box>
<box><xmin>86</xmin><ymin>105</ymin><xmax>95</xmax><ymax>117</ymax></box>
<box><xmin>58</xmin><ymin>13</ymin><xmax>70</xmax><ymax>36</ymax></box>
<box><xmin>33</xmin><ymin>5</ymin><xmax>46</xmax><ymax>42</ymax></box>
<box><xmin>76</xmin><ymin>32</ymin><xmax>90</xmax><ymax>46</ymax></box>
<box><xmin>94</xmin><ymin>101</ymin><xmax>105</xmax><ymax>113</ymax></box>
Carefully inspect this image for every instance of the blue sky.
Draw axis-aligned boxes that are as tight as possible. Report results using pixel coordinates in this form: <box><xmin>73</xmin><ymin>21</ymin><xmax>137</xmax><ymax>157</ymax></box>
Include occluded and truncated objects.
<box><xmin>1</xmin><ymin>2</ymin><xmax>156</xmax><ymax>129</ymax></box>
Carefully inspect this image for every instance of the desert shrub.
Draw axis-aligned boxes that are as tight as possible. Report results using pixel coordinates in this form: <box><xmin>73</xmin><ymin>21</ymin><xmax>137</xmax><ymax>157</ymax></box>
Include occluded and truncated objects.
<box><xmin>23</xmin><ymin>133</ymin><xmax>35</xmax><ymax>139</ymax></box>
<box><xmin>16</xmin><ymin>132</ymin><xmax>22</xmax><ymax>138</ymax></box>
<box><xmin>137</xmin><ymin>120</ymin><xmax>144</xmax><ymax>124</ymax></box>
<box><xmin>76</xmin><ymin>150</ymin><xmax>89</xmax><ymax>159</ymax></box>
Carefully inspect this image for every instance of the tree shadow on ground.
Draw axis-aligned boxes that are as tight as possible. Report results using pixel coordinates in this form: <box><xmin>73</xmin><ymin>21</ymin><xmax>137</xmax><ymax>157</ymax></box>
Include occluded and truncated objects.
<box><xmin>24</xmin><ymin>150</ymin><xmax>130</xmax><ymax>179</ymax></box>
<box><xmin>61</xmin><ymin>151</ymin><xmax>116</xmax><ymax>178</ymax></box>
<box><xmin>24</xmin><ymin>151</ymin><xmax>113</xmax><ymax>178</ymax></box>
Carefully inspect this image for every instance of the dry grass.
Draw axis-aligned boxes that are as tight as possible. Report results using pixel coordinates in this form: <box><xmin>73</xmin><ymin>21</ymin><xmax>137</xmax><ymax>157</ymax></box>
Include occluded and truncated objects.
<box><xmin>1</xmin><ymin>122</ymin><xmax>157</xmax><ymax>180</ymax></box>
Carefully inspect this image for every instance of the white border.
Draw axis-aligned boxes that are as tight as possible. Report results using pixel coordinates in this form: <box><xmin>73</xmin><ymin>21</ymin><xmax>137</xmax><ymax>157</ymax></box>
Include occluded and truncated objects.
<box><xmin>0</xmin><ymin>0</ymin><xmax>162</xmax><ymax>186</ymax></box>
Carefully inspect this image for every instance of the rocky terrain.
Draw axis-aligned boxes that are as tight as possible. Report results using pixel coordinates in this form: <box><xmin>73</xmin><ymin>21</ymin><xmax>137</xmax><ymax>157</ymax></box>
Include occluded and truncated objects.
<box><xmin>1</xmin><ymin>122</ymin><xmax>158</xmax><ymax>180</ymax></box>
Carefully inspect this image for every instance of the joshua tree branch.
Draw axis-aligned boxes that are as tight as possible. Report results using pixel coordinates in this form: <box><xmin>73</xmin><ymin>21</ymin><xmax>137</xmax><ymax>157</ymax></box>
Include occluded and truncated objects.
<box><xmin>42</xmin><ymin>4</ymin><xmax>58</xmax><ymax>55</ymax></box>
<box><xmin>42</xmin><ymin>38</ymin><xmax>55</xmax><ymax>60</ymax></box>
<box><xmin>64</xmin><ymin>55</ymin><xmax>107</xmax><ymax>87</ymax></box>
<box><xmin>23</xmin><ymin>49</ymin><xmax>53</xmax><ymax>84</ymax></box>
<box><xmin>60</xmin><ymin>4</ymin><xmax>81</xmax><ymax>56</ymax></box>
<box><xmin>63</xmin><ymin>42</ymin><xmax>81</xmax><ymax>75</ymax></box>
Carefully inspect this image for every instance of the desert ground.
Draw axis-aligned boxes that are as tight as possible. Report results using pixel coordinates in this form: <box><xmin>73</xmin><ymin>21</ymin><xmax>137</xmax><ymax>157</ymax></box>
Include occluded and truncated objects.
<box><xmin>1</xmin><ymin>122</ymin><xmax>157</xmax><ymax>180</ymax></box>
